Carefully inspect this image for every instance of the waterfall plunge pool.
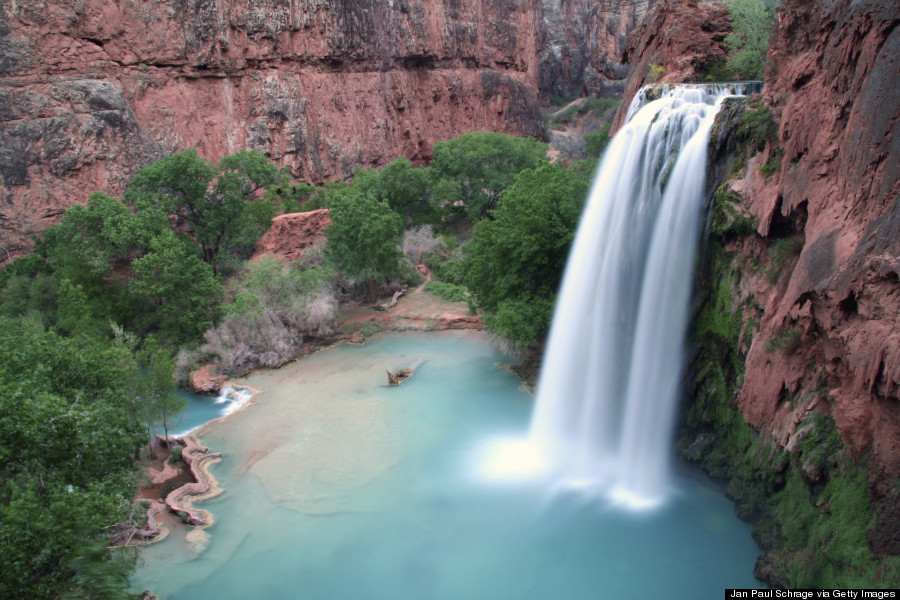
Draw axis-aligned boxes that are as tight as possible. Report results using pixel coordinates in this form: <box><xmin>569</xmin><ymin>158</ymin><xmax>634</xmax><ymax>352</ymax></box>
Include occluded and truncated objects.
<box><xmin>132</xmin><ymin>331</ymin><xmax>760</xmax><ymax>598</ymax></box>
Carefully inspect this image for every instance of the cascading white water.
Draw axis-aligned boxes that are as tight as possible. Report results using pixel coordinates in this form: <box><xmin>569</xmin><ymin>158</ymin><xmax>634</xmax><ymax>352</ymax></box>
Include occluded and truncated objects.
<box><xmin>529</xmin><ymin>84</ymin><xmax>741</xmax><ymax>509</ymax></box>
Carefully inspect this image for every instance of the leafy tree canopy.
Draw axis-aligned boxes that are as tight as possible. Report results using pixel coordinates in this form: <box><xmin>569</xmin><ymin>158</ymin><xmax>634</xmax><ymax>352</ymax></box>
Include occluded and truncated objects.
<box><xmin>129</xmin><ymin>229</ymin><xmax>224</xmax><ymax>344</ymax></box>
<box><xmin>430</xmin><ymin>132</ymin><xmax>549</xmax><ymax>221</ymax></box>
<box><xmin>350</xmin><ymin>157</ymin><xmax>436</xmax><ymax>225</ymax></box>
<box><xmin>125</xmin><ymin>149</ymin><xmax>279</xmax><ymax>274</ymax></box>
<box><xmin>325</xmin><ymin>193</ymin><xmax>405</xmax><ymax>303</ymax></box>
<box><xmin>724</xmin><ymin>0</ymin><xmax>778</xmax><ymax>80</ymax></box>
<box><xmin>0</xmin><ymin>317</ymin><xmax>145</xmax><ymax>599</ymax></box>
<box><xmin>463</xmin><ymin>163</ymin><xmax>588</xmax><ymax>346</ymax></box>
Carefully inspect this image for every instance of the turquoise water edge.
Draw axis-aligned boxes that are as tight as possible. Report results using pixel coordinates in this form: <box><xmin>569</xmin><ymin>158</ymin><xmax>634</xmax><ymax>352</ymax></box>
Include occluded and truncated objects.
<box><xmin>132</xmin><ymin>331</ymin><xmax>760</xmax><ymax>598</ymax></box>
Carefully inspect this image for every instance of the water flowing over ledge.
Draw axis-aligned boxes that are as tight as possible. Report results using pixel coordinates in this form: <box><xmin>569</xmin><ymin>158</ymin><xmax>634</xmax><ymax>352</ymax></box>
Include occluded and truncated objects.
<box><xmin>525</xmin><ymin>83</ymin><xmax>746</xmax><ymax>509</ymax></box>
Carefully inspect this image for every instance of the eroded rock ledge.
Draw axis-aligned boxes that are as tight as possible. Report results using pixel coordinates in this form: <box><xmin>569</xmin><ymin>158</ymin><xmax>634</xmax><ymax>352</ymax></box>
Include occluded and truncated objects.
<box><xmin>135</xmin><ymin>435</ymin><xmax>222</xmax><ymax>541</ymax></box>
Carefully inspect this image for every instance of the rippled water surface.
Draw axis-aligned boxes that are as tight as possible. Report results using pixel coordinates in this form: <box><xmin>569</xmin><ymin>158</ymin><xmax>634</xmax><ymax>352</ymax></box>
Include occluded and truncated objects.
<box><xmin>132</xmin><ymin>332</ymin><xmax>760</xmax><ymax>598</ymax></box>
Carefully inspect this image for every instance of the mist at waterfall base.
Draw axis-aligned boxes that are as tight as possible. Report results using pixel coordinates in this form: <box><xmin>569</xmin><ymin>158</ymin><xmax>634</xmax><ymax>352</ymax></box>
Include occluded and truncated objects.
<box><xmin>480</xmin><ymin>85</ymin><xmax>740</xmax><ymax>510</ymax></box>
<box><xmin>133</xmin><ymin>333</ymin><xmax>760</xmax><ymax>598</ymax></box>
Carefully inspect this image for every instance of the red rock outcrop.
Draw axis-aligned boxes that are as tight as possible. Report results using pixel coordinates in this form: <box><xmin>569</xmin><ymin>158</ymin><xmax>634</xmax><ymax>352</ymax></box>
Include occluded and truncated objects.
<box><xmin>250</xmin><ymin>208</ymin><xmax>331</xmax><ymax>262</ymax></box>
<box><xmin>163</xmin><ymin>436</ymin><xmax>222</xmax><ymax>526</ymax></box>
<box><xmin>189</xmin><ymin>364</ymin><xmax>228</xmax><ymax>395</ymax></box>
<box><xmin>611</xmin><ymin>0</ymin><xmax>732</xmax><ymax>131</ymax></box>
<box><xmin>133</xmin><ymin>501</ymin><xmax>168</xmax><ymax>541</ymax></box>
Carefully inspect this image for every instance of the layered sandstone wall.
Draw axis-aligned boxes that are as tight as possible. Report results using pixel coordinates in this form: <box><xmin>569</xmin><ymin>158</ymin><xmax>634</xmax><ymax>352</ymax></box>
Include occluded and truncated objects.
<box><xmin>0</xmin><ymin>0</ymin><xmax>548</xmax><ymax>260</ymax></box>
<box><xmin>0</xmin><ymin>0</ymin><xmax>651</xmax><ymax>263</ymax></box>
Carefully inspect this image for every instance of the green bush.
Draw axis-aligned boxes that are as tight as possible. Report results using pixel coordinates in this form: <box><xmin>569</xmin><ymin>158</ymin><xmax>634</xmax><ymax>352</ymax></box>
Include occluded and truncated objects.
<box><xmin>360</xmin><ymin>320</ymin><xmax>384</xmax><ymax>338</ymax></box>
<box><xmin>584</xmin><ymin>97</ymin><xmax>619</xmax><ymax>114</ymax></box>
<box><xmin>584</xmin><ymin>125</ymin><xmax>613</xmax><ymax>157</ymax></box>
<box><xmin>424</xmin><ymin>281</ymin><xmax>468</xmax><ymax>303</ymax></box>
<box><xmin>738</xmin><ymin>98</ymin><xmax>778</xmax><ymax>151</ymax></box>
<box><xmin>760</xmin><ymin>146</ymin><xmax>784</xmax><ymax>177</ymax></box>
<box><xmin>167</xmin><ymin>445</ymin><xmax>183</xmax><ymax>465</ymax></box>
<box><xmin>430</xmin><ymin>255</ymin><xmax>466</xmax><ymax>286</ymax></box>
<box><xmin>710</xmin><ymin>185</ymin><xmax>758</xmax><ymax>238</ymax></box>
<box><xmin>798</xmin><ymin>414</ymin><xmax>842</xmax><ymax>472</ymax></box>
<box><xmin>701</xmin><ymin>59</ymin><xmax>734</xmax><ymax>82</ymax></box>
<box><xmin>647</xmin><ymin>63</ymin><xmax>666</xmax><ymax>82</ymax></box>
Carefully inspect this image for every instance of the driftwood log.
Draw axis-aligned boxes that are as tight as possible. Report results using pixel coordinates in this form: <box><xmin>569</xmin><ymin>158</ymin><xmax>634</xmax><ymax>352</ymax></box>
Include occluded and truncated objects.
<box><xmin>386</xmin><ymin>368</ymin><xmax>414</xmax><ymax>385</ymax></box>
<box><xmin>385</xmin><ymin>359</ymin><xmax>425</xmax><ymax>385</ymax></box>
<box><xmin>375</xmin><ymin>287</ymin><xmax>407</xmax><ymax>311</ymax></box>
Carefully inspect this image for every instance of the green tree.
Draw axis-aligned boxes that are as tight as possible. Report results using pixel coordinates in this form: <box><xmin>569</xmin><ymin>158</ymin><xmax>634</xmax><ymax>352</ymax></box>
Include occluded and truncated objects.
<box><xmin>0</xmin><ymin>271</ymin><xmax>59</xmax><ymax>327</ymax></box>
<box><xmin>463</xmin><ymin>164</ymin><xmax>588</xmax><ymax>346</ymax></box>
<box><xmin>325</xmin><ymin>194</ymin><xmax>404</xmax><ymax>303</ymax></box>
<box><xmin>136</xmin><ymin>337</ymin><xmax>186</xmax><ymax>445</ymax></box>
<box><xmin>46</xmin><ymin>192</ymin><xmax>168</xmax><ymax>273</ymax></box>
<box><xmin>129</xmin><ymin>230</ymin><xmax>224</xmax><ymax>344</ymax></box>
<box><xmin>54</xmin><ymin>278</ymin><xmax>104</xmax><ymax>338</ymax></box>
<box><xmin>0</xmin><ymin>318</ymin><xmax>145</xmax><ymax>599</ymax></box>
<box><xmin>350</xmin><ymin>157</ymin><xmax>435</xmax><ymax>225</ymax></box>
<box><xmin>27</xmin><ymin>192</ymin><xmax>169</xmax><ymax>332</ymax></box>
<box><xmin>430</xmin><ymin>132</ymin><xmax>549</xmax><ymax>220</ymax></box>
<box><xmin>126</xmin><ymin>149</ymin><xmax>279</xmax><ymax>274</ymax></box>
<box><xmin>724</xmin><ymin>0</ymin><xmax>777</xmax><ymax>80</ymax></box>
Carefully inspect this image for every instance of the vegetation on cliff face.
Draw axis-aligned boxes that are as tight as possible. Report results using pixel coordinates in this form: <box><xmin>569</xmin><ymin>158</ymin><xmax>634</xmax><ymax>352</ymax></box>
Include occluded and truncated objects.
<box><xmin>684</xmin><ymin>226</ymin><xmax>900</xmax><ymax>587</ymax></box>
<box><xmin>683</xmin><ymin>98</ymin><xmax>900</xmax><ymax>588</ymax></box>
<box><xmin>723</xmin><ymin>0</ymin><xmax>778</xmax><ymax>80</ymax></box>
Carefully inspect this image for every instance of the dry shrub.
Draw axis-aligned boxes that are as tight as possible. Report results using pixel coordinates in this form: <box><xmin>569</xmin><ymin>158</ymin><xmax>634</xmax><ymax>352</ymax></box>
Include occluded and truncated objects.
<box><xmin>402</xmin><ymin>225</ymin><xmax>443</xmax><ymax>265</ymax></box>
<box><xmin>200</xmin><ymin>258</ymin><xmax>339</xmax><ymax>376</ymax></box>
<box><xmin>174</xmin><ymin>347</ymin><xmax>199</xmax><ymax>387</ymax></box>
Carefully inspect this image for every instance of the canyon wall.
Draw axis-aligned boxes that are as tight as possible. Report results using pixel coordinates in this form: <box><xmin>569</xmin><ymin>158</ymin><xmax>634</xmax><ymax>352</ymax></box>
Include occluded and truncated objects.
<box><xmin>0</xmin><ymin>0</ymin><xmax>540</xmax><ymax>259</ymax></box>
<box><xmin>619</xmin><ymin>0</ymin><xmax>899</xmax><ymax>577</ymax></box>
<box><xmin>736</xmin><ymin>0</ymin><xmax>899</xmax><ymax>549</ymax></box>
<box><xmin>0</xmin><ymin>0</ymin><xmax>649</xmax><ymax>262</ymax></box>
<box><xmin>538</xmin><ymin>0</ymin><xmax>653</xmax><ymax>100</ymax></box>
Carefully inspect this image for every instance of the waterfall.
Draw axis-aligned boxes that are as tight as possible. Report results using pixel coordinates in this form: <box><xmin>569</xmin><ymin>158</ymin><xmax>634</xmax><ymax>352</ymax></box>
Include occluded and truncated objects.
<box><xmin>529</xmin><ymin>84</ymin><xmax>742</xmax><ymax>509</ymax></box>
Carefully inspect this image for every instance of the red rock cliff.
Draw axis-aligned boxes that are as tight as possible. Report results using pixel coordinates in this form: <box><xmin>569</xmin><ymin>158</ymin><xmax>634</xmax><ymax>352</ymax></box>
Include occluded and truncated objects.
<box><xmin>0</xmin><ymin>0</ymin><xmax>649</xmax><ymax>262</ymax></box>
<box><xmin>611</xmin><ymin>0</ymin><xmax>731</xmax><ymax>131</ymax></box>
<box><xmin>737</xmin><ymin>0</ymin><xmax>899</xmax><ymax>514</ymax></box>
<box><xmin>619</xmin><ymin>0</ymin><xmax>899</xmax><ymax>550</ymax></box>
